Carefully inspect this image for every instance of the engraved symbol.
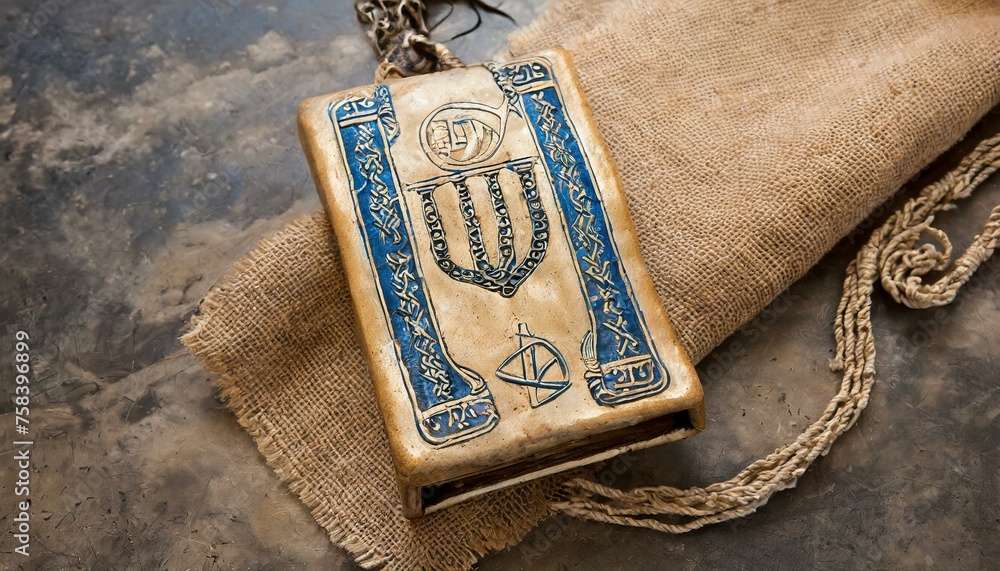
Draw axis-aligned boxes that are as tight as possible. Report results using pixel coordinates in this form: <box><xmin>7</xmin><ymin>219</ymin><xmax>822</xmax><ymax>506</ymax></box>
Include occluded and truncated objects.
<box><xmin>421</xmin><ymin>103</ymin><xmax>504</xmax><ymax>168</ymax></box>
<box><xmin>407</xmin><ymin>157</ymin><xmax>550</xmax><ymax>298</ymax></box>
<box><xmin>409</xmin><ymin>96</ymin><xmax>550</xmax><ymax>297</ymax></box>
<box><xmin>496</xmin><ymin>323</ymin><xmax>570</xmax><ymax>408</ymax></box>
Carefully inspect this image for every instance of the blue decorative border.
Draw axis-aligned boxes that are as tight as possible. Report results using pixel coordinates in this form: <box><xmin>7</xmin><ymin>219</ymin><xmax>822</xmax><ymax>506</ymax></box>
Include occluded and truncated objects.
<box><xmin>327</xmin><ymin>57</ymin><xmax>671</xmax><ymax>449</ymax></box>
<box><xmin>330</xmin><ymin>85</ymin><xmax>499</xmax><ymax>446</ymax></box>
<box><xmin>492</xmin><ymin>59</ymin><xmax>671</xmax><ymax>405</ymax></box>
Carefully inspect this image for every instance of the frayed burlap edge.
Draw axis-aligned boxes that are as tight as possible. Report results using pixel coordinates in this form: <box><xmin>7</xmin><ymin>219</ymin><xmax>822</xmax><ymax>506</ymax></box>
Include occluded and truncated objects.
<box><xmin>180</xmin><ymin>212</ymin><xmax>569</xmax><ymax>570</ymax></box>
<box><xmin>179</xmin><ymin>216</ymin><xmax>387</xmax><ymax>564</ymax></box>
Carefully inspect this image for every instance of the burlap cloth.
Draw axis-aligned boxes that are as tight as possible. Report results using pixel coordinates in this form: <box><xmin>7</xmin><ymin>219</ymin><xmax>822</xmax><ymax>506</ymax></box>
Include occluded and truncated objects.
<box><xmin>181</xmin><ymin>1</ymin><xmax>1000</xmax><ymax>569</ymax></box>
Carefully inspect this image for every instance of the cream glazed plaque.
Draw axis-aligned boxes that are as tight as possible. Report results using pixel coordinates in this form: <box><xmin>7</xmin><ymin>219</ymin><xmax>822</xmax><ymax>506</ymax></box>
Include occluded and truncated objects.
<box><xmin>298</xmin><ymin>49</ymin><xmax>705</xmax><ymax>518</ymax></box>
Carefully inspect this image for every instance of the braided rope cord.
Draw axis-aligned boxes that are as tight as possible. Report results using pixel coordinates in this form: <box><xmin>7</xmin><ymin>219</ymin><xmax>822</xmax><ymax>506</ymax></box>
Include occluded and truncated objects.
<box><xmin>355</xmin><ymin>1</ymin><xmax>464</xmax><ymax>83</ymax></box>
<box><xmin>374</xmin><ymin>32</ymin><xmax>462</xmax><ymax>83</ymax></box>
<box><xmin>553</xmin><ymin>133</ymin><xmax>1000</xmax><ymax>533</ymax></box>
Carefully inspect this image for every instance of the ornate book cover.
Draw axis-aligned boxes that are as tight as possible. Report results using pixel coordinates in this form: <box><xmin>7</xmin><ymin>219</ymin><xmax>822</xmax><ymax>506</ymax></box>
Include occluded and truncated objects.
<box><xmin>298</xmin><ymin>49</ymin><xmax>705</xmax><ymax>518</ymax></box>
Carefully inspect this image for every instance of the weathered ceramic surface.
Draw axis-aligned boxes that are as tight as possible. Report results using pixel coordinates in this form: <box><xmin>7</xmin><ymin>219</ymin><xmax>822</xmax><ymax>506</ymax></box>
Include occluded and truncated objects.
<box><xmin>0</xmin><ymin>0</ymin><xmax>998</xmax><ymax>568</ymax></box>
<box><xmin>299</xmin><ymin>51</ymin><xmax>704</xmax><ymax>517</ymax></box>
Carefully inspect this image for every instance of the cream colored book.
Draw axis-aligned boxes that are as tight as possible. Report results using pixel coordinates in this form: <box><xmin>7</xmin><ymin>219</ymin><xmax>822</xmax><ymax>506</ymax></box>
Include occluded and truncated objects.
<box><xmin>298</xmin><ymin>49</ymin><xmax>704</xmax><ymax>518</ymax></box>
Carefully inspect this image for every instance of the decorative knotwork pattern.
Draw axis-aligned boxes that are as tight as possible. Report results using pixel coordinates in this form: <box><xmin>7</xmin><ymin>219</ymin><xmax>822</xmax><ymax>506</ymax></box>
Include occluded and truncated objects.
<box><xmin>355</xmin><ymin>124</ymin><xmax>403</xmax><ymax>244</ymax></box>
<box><xmin>530</xmin><ymin>94</ymin><xmax>639</xmax><ymax>358</ymax></box>
<box><xmin>339</xmin><ymin>92</ymin><xmax>498</xmax><ymax>446</ymax></box>
<box><xmin>486</xmin><ymin>63</ymin><xmax>522</xmax><ymax>116</ymax></box>
<box><xmin>385</xmin><ymin>250</ymin><xmax>452</xmax><ymax>399</ymax></box>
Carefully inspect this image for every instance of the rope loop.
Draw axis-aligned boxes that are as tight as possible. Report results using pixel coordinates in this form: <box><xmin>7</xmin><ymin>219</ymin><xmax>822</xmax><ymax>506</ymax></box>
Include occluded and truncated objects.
<box><xmin>554</xmin><ymin>132</ymin><xmax>1000</xmax><ymax>533</ymax></box>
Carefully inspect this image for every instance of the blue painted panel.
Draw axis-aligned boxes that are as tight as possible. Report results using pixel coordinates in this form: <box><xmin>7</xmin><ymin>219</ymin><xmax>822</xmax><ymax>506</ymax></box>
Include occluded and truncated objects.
<box><xmin>497</xmin><ymin>60</ymin><xmax>671</xmax><ymax>406</ymax></box>
<box><xmin>331</xmin><ymin>86</ymin><xmax>498</xmax><ymax>446</ymax></box>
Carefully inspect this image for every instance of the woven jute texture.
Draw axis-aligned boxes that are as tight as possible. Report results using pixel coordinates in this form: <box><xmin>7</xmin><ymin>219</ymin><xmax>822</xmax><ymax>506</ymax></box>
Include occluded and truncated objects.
<box><xmin>182</xmin><ymin>1</ymin><xmax>1000</xmax><ymax>569</ymax></box>
<box><xmin>510</xmin><ymin>0</ymin><xmax>1000</xmax><ymax>363</ymax></box>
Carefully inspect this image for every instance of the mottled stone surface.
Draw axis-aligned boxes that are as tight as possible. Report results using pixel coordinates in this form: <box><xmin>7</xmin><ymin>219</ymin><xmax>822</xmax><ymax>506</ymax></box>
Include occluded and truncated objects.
<box><xmin>0</xmin><ymin>0</ymin><xmax>997</xmax><ymax>569</ymax></box>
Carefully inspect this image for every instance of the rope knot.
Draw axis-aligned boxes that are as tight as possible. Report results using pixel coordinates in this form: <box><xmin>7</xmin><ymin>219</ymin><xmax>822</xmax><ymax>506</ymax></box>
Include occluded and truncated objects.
<box><xmin>879</xmin><ymin>202</ymin><xmax>1000</xmax><ymax>309</ymax></box>
<box><xmin>880</xmin><ymin>221</ymin><xmax>957</xmax><ymax>308</ymax></box>
<box><xmin>375</xmin><ymin>31</ymin><xmax>463</xmax><ymax>83</ymax></box>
